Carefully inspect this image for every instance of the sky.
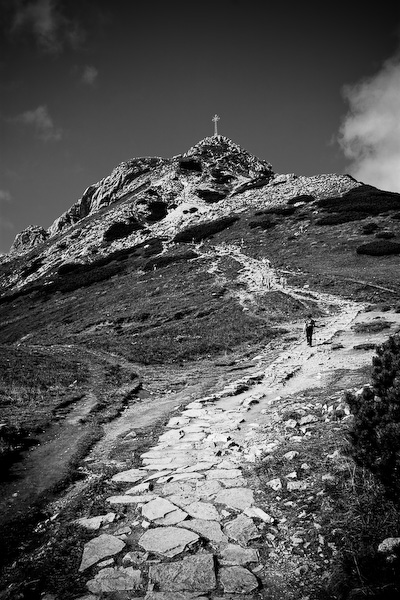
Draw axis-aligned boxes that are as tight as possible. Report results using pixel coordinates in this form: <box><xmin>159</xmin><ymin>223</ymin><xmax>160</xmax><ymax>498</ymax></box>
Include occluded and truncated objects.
<box><xmin>1</xmin><ymin>1</ymin><xmax>400</xmax><ymax>254</ymax></box>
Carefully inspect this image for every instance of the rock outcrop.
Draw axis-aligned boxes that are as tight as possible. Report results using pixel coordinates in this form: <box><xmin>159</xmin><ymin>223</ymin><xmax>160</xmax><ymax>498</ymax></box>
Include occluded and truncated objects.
<box><xmin>9</xmin><ymin>225</ymin><xmax>49</xmax><ymax>255</ymax></box>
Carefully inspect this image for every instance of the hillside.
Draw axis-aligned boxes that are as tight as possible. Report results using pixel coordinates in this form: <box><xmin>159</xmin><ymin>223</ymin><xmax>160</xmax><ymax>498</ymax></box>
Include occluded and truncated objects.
<box><xmin>1</xmin><ymin>136</ymin><xmax>400</xmax><ymax>600</ymax></box>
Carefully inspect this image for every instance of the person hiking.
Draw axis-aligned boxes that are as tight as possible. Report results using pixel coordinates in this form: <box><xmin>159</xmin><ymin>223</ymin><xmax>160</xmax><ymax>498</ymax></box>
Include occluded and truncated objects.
<box><xmin>304</xmin><ymin>315</ymin><xmax>316</xmax><ymax>346</ymax></box>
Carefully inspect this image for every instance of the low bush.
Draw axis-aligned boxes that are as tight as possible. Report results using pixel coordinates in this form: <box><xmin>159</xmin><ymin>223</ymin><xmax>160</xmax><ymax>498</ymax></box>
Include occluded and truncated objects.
<box><xmin>196</xmin><ymin>188</ymin><xmax>228</xmax><ymax>203</ymax></box>
<box><xmin>362</xmin><ymin>222</ymin><xmax>379</xmax><ymax>234</ymax></box>
<box><xmin>103</xmin><ymin>218</ymin><xmax>144</xmax><ymax>242</ymax></box>
<box><xmin>346</xmin><ymin>335</ymin><xmax>400</xmax><ymax>497</ymax></box>
<box><xmin>248</xmin><ymin>218</ymin><xmax>275</xmax><ymax>230</ymax></box>
<box><xmin>316</xmin><ymin>213</ymin><xmax>365</xmax><ymax>226</ymax></box>
<box><xmin>375</xmin><ymin>231</ymin><xmax>395</xmax><ymax>239</ymax></box>
<box><xmin>356</xmin><ymin>240</ymin><xmax>400</xmax><ymax>256</ymax></box>
<box><xmin>178</xmin><ymin>157</ymin><xmax>202</xmax><ymax>172</ymax></box>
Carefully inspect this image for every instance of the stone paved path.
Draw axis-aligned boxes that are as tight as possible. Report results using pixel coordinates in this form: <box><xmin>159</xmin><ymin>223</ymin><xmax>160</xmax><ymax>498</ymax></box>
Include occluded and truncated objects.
<box><xmin>71</xmin><ymin>280</ymin><xmax>372</xmax><ymax>598</ymax></box>
<box><xmin>70</xmin><ymin>247</ymin><xmax>400</xmax><ymax>599</ymax></box>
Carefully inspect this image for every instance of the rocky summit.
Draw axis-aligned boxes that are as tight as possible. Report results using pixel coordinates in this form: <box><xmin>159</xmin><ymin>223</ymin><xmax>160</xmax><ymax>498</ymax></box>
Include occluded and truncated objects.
<box><xmin>1</xmin><ymin>135</ymin><xmax>358</xmax><ymax>294</ymax></box>
<box><xmin>1</xmin><ymin>135</ymin><xmax>400</xmax><ymax>600</ymax></box>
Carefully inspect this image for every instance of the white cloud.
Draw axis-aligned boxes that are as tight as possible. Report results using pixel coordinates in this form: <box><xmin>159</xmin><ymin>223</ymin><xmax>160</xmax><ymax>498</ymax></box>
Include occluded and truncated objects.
<box><xmin>15</xmin><ymin>105</ymin><xmax>63</xmax><ymax>142</ymax></box>
<box><xmin>11</xmin><ymin>0</ymin><xmax>84</xmax><ymax>54</ymax></box>
<box><xmin>81</xmin><ymin>65</ymin><xmax>98</xmax><ymax>86</ymax></box>
<box><xmin>0</xmin><ymin>190</ymin><xmax>12</xmax><ymax>203</ymax></box>
<box><xmin>338</xmin><ymin>55</ymin><xmax>400</xmax><ymax>192</ymax></box>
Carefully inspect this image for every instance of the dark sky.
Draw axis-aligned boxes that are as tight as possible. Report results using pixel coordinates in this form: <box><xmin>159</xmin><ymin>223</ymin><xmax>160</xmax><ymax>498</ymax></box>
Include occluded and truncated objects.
<box><xmin>1</xmin><ymin>0</ymin><xmax>400</xmax><ymax>253</ymax></box>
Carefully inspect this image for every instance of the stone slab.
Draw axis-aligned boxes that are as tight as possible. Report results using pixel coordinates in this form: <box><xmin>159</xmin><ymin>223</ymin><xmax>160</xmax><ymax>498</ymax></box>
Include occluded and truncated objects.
<box><xmin>148</xmin><ymin>553</ymin><xmax>216</xmax><ymax>591</ymax></box>
<box><xmin>214</xmin><ymin>488</ymin><xmax>254</xmax><ymax>511</ymax></box>
<box><xmin>145</xmin><ymin>593</ymin><xmax>208</xmax><ymax>600</ymax></box>
<box><xmin>219</xmin><ymin>566</ymin><xmax>259</xmax><ymax>594</ymax></box>
<box><xmin>195</xmin><ymin>480</ymin><xmax>223</xmax><ymax>497</ymax></box>
<box><xmin>224</xmin><ymin>514</ymin><xmax>260</xmax><ymax>546</ymax></box>
<box><xmin>86</xmin><ymin>566</ymin><xmax>141</xmax><ymax>593</ymax></box>
<box><xmin>220</xmin><ymin>544</ymin><xmax>259</xmax><ymax>566</ymax></box>
<box><xmin>142</xmin><ymin>497</ymin><xmax>178</xmax><ymax>521</ymax></box>
<box><xmin>79</xmin><ymin>534</ymin><xmax>125</xmax><ymax>571</ymax></box>
<box><xmin>154</xmin><ymin>508</ymin><xmax>188</xmax><ymax>526</ymax></box>
<box><xmin>178</xmin><ymin>519</ymin><xmax>228</xmax><ymax>544</ymax></box>
<box><xmin>107</xmin><ymin>494</ymin><xmax>157</xmax><ymax>505</ymax></box>
<box><xmin>206</xmin><ymin>469</ymin><xmax>242</xmax><ymax>479</ymax></box>
<box><xmin>138</xmin><ymin>526</ymin><xmax>199</xmax><ymax>557</ymax></box>
<box><xmin>111</xmin><ymin>469</ymin><xmax>144</xmax><ymax>483</ymax></box>
<box><xmin>185</xmin><ymin>501</ymin><xmax>221</xmax><ymax>521</ymax></box>
<box><xmin>75</xmin><ymin>513</ymin><xmax>115</xmax><ymax>530</ymax></box>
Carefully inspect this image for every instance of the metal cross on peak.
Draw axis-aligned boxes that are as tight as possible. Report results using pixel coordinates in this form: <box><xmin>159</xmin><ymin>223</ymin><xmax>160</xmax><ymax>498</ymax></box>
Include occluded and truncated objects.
<box><xmin>212</xmin><ymin>114</ymin><xmax>220</xmax><ymax>136</ymax></box>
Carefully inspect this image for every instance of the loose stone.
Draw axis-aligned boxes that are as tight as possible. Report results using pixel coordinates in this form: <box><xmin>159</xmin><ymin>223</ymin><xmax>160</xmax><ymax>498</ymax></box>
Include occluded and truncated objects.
<box><xmin>125</xmin><ymin>482</ymin><xmax>153</xmax><ymax>494</ymax></box>
<box><xmin>266</xmin><ymin>478</ymin><xmax>282</xmax><ymax>491</ymax></box>
<box><xmin>244</xmin><ymin>506</ymin><xmax>274</xmax><ymax>523</ymax></box>
<box><xmin>287</xmin><ymin>480</ymin><xmax>309</xmax><ymax>491</ymax></box>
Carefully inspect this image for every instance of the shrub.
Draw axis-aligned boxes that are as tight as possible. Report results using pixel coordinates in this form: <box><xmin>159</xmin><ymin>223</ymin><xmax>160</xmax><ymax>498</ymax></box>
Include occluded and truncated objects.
<box><xmin>145</xmin><ymin>200</ymin><xmax>168</xmax><ymax>222</ymax></box>
<box><xmin>248</xmin><ymin>218</ymin><xmax>275</xmax><ymax>230</ymax></box>
<box><xmin>103</xmin><ymin>218</ymin><xmax>144</xmax><ymax>242</ymax></box>
<box><xmin>196</xmin><ymin>188</ymin><xmax>228</xmax><ymax>203</ymax></box>
<box><xmin>255</xmin><ymin>206</ymin><xmax>296</xmax><ymax>216</ymax></box>
<box><xmin>375</xmin><ymin>231</ymin><xmax>395</xmax><ymax>239</ymax></box>
<box><xmin>356</xmin><ymin>240</ymin><xmax>400</xmax><ymax>256</ymax></box>
<box><xmin>178</xmin><ymin>157</ymin><xmax>202</xmax><ymax>172</ymax></box>
<box><xmin>316</xmin><ymin>213</ymin><xmax>365</xmax><ymax>226</ymax></box>
<box><xmin>173</xmin><ymin>215</ymin><xmax>239</xmax><ymax>243</ymax></box>
<box><xmin>346</xmin><ymin>335</ymin><xmax>400</xmax><ymax>497</ymax></box>
<box><xmin>362</xmin><ymin>222</ymin><xmax>379</xmax><ymax>235</ymax></box>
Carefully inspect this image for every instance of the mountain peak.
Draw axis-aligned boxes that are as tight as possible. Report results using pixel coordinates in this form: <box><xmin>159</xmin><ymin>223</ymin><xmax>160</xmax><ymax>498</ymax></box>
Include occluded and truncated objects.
<box><xmin>183</xmin><ymin>135</ymin><xmax>274</xmax><ymax>180</ymax></box>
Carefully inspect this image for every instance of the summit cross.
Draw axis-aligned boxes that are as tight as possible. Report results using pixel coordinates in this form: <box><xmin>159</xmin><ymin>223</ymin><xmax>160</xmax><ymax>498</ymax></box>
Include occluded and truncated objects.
<box><xmin>212</xmin><ymin>114</ymin><xmax>220</xmax><ymax>136</ymax></box>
